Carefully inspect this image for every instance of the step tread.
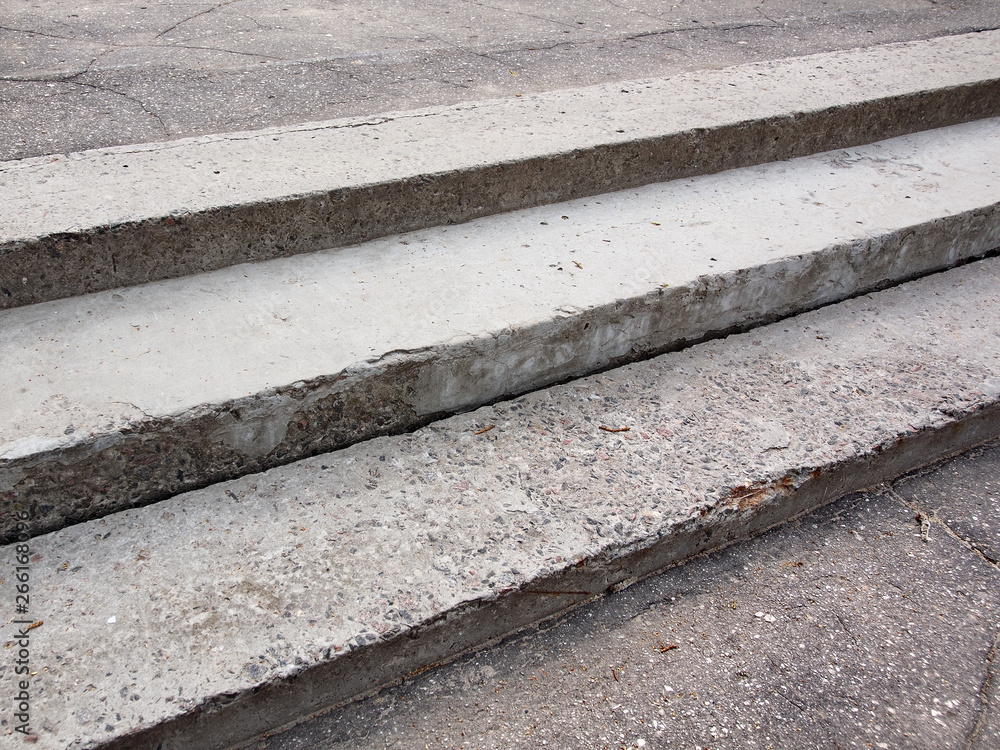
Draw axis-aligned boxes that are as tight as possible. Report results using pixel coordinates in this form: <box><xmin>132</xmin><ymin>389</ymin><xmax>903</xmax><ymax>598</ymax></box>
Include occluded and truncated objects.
<box><xmin>6</xmin><ymin>31</ymin><xmax>995</xmax><ymax>240</ymax></box>
<box><xmin>8</xmin><ymin>256</ymin><xmax>1000</xmax><ymax>750</ymax></box>
<box><xmin>4</xmin><ymin>117</ymin><xmax>1000</xmax><ymax>538</ymax></box>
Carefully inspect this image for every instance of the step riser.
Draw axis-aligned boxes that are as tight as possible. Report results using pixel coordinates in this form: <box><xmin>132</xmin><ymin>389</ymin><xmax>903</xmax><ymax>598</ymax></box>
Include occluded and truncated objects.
<box><xmin>6</xmin><ymin>203</ymin><xmax>999</xmax><ymax>542</ymax></box>
<box><xmin>3</xmin><ymin>31</ymin><xmax>1000</xmax><ymax>309</ymax></box>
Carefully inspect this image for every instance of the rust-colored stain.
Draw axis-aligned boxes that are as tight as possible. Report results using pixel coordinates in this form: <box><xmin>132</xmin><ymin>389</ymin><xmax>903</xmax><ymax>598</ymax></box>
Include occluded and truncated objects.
<box><xmin>728</xmin><ymin>475</ymin><xmax>795</xmax><ymax>511</ymax></box>
<box><xmin>405</xmin><ymin>660</ymin><xmax>446</xmax><ymax>679</ymax></box>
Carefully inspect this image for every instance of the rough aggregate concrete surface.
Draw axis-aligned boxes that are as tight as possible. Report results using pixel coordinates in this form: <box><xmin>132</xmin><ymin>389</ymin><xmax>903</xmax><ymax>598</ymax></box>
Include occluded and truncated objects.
<box><xmin>2</xmin><ymin>30</ymin><xmax>1000</xmax><ymax>307</ymax></box>
<box><xmin>3</xmin><ymin>0</ymin><xmax>1000</xmax><ymax>160</ymax></box>
<box><xmin>256</xmin><ymin>444</ymin><xmax>1000</xmax><ymax>750</ymax></box>
<box><xmin>3</xmin><ymin>118</ymin><xmax>1000</xmax><ymax>539</ymax></box>
<box><xmin>1</xmin><ymin>257</ymin><xmax>999</xmax><ymax>749</ymax></box>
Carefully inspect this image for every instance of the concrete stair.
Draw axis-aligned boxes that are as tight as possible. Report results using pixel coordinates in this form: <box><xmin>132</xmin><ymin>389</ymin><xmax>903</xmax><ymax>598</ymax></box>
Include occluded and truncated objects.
<box><xmin>4</xmin><ymin>30</ymin><xmax>1000</xmax><ymax>311</ymax></box>
<box><xmin>2</xmin><ymin>31</ymin><xmax>1000</xmax><ymax>749</ymax></box>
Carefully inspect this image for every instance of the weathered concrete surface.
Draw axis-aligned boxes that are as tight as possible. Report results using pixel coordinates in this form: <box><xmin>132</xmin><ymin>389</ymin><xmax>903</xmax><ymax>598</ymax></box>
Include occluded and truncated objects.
<box><xmin>3</xmin><ymin>0</ymin><xmax>1000</xmax><ymax>161</ymax></box>
<box><xmin>3</xmin><ymin>30</ymin><xmax>1000</xmax><ymax>308</ymax></box>
<box><xmin>1</xmin><ymin>256</ymin><xmax>999</xmax><ymax>749</ymax></box>
<box><xmin>4</xmin><ymin>118</ymin><xmax>1000</xmax><ymax>540</ymax></box>
<box><xmin>253</xmin><ymin>444</ymin><xmax>1000</xmax><ymax>750</ymax></box>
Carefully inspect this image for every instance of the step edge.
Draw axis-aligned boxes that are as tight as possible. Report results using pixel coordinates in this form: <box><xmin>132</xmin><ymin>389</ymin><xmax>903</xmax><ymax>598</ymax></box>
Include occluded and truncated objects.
<box><xmin>94</xmin><ymin>398</ymin><xmax>1000</xmax><ymax>750</ymax></box>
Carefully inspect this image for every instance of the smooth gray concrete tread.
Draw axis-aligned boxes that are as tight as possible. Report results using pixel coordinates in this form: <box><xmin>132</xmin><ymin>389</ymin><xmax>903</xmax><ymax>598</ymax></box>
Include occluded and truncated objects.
<box><xmin>2</xmin><ymin>30</ymin><xmax>1000</xmax><ymax>308</ymax></box>
<box><xmin>4</xmin><ymin>118</ymin><xmax>1000</xmax><ymax>541</ymax></box>
<box><xmin>2</xmin><ymin>256</ymin><xmax>999</xmax><ymax>749</ymax></box>
<box><xmin>252</xmin><ymin>442</ymin><xmax>1000</xmax><ymax>750</ymax></box>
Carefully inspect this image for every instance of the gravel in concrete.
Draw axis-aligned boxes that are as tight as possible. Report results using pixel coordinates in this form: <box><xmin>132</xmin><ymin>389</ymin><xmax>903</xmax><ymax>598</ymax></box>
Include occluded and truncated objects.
<box><xmin>4</xmin><ymin>31</ymin><xmax>1000</xmax><ymax>308</ymax></box>
<box><xmin>1</xmin><ymin>256</ymin><xmax>999</xmax><ymax>749</ymax></box>
<box><xmin>3</xmin><ymin>0</ymin><xmax>999</xmax><ymax>160</ymax></box>
<box><xmin>4</xmin><ymin>118</ymin><xmax>1000</xmax><ymax>539</ymax></box>
<box><xmin>252</xmin><ymin>442</ymin><xmax>1000</xmax><ymax>750</ymax></box>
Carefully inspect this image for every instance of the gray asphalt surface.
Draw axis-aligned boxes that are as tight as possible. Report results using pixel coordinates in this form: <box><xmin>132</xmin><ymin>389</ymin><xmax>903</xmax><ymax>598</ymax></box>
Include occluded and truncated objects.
<box><xmin>251</xmin><ymin>438</ymin><xmax>1000</xmax><ymax>750</ymax></box>
<box><xmin>3</xmin><ymin>0</ymin><xmax>1000</xmax><ymax>159</ymax></box>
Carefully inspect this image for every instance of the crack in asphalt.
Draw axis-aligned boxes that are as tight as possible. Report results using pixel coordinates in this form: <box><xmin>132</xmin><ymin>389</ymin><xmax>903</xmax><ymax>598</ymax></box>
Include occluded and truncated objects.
<box><xmin>164</xmin><ymin>42</ymin><xmax>289</xmax><ymax>61</ymax></box>
<box><xmin>622</xmin><ymin>20</ymin><xmax>775</xmax><ymax>43</ymax></box>
<box><xmin>965</xmin><ymin>627</ymin><xmax>1000</xmax><ymax>750</ymax></box>
<box><xmin>755</xmin><ymin>4</ymin><xmax>785</xmax><ymax>28</ymax></box>
<box><xmin>63</xmin><ymin>80</ymin><xmax>168</xmax><ymax>132</ymax></box>
<box><xmin>516</xmin><ymin>39</ymin><xmax>582</xmax><ymax>53</ymax></box>
<box><xmin>774</xmin><ymin>688</ymin><xmax>807</xmax><ymax>713</ymax></box>
<box><xmin>1</xmin><ymin>38</ymin><xmax>293</xmax><ymax>84</ymax></box>
<box><xmin>886</xmin><ymin>485</ymin><xmax>999</xmax><ymax>569</ymax></box>
<box><xmin>154</xmin><ymin>0</ymin><xmax>245</xmax><ymax>40</ymax></box>
<box><xmin>601</xmin><ymin>0</ymin><xmax>668</xmax><ymax>24</ymax></box>
<box><xmin>0</xmin><ymin>43</ymin><xmax>120</xmax><ymax>84</ymax></box>
<box><xmin>0</xmin><ymin>103</ymin><xmax>458</xmax><ymax>167</ymax></box>
<box><xmin>459</xmin><ymin>0</ymin><xmax>583</xmax><ymax>32</ymax></box>
<box><xmin>365</xmin><ymin>9</ymin><xmax>512</xmax><ymax>68</ymax></box>
<box><xmin>833</xmin><ymin>611</ymin><xmax>860</xmax><ymax>644</ymax></box>
<box><xmin>0</xmin><ymin>24</ymin><xmax>78</xmax><ymax>41</ymax></box>
<box><xmin>883</xmin><ymin>478</ymin><xmax>1000</xmax><ymax>748</ymax></box>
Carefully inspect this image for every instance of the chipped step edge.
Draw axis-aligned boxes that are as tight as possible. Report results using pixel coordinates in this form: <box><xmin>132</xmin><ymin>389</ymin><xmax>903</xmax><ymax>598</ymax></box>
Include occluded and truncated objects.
<box><xmin>2</xmin><ymin>30</ymin><xmax>1000</xmax><ymax>308</ymax></box>
<box><xmin>5</xmin><ymin>202</ymin><xmax>1000</xmax><ymax>542</ymax></box>
<box><xmin>72</xmin><ymin>342</ymin><xmax>1000</xmax><ymax>750</ymax></box>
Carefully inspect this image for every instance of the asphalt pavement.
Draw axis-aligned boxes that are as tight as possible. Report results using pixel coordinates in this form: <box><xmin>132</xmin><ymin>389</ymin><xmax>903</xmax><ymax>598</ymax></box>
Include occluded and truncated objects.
<box><xmin>3</xmin><ymin>0</ymin><xmax>1000</xmax><ymax>160</ymax></box>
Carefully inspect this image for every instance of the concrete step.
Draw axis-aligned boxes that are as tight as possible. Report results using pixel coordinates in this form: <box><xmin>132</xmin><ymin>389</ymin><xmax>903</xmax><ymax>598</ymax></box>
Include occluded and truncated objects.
<box><xmin>253</xmin><ymin>439</ymin><xmax>1000</xmax><ymax>750</ymax></box>
<box><xmin>5</xmin><ymin>256</ymin><xmax>1000</xmax><ymax>749</ymax></box>
<box><xmin>2</xmin><ymin>30</ymin><xmax>999</xmax><ymax>309</ymax></box>
<box><xmin>4</xmin><ymin>117</ymin><xmax>1000</xmax><ymax>540</ymax></box>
